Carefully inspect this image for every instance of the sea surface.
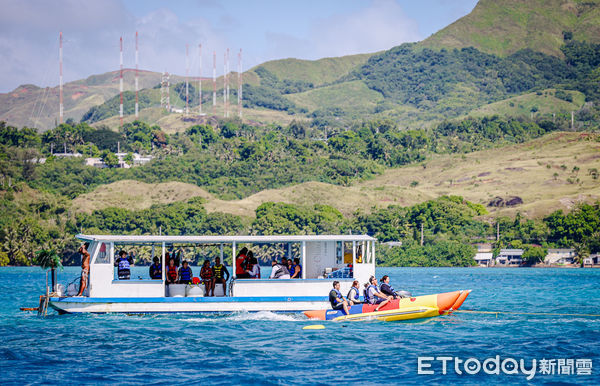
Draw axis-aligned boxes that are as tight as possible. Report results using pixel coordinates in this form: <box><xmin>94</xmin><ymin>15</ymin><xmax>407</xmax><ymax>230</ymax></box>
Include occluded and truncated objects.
<box><xmin>0</xmin><ymin>266</ymin><xmax>598</xmax><ymax>385</ymax></box>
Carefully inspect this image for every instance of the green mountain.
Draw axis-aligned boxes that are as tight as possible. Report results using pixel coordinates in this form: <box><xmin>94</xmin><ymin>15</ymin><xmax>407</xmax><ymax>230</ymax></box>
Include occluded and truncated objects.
<box><xmin>421</xmin><ymin>0</ymin><xmax>600</xmax><ymax>57</ymax></box>
<box><xmin>2</xmin><ymin>0</ymin><xmax>600</xmax><ymax>132</ymax></box>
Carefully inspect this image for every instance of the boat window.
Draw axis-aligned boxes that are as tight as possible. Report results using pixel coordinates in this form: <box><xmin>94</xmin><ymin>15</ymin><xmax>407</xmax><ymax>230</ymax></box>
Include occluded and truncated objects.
<box><xmin>95</xmin><ymin>242</ymin><xmax>111</xmax><ymax>264</ymax></box>
<box><xmin>336</xmin><ymin>241</ymin><xmax>343</xmax><ymax>265</ymax></box>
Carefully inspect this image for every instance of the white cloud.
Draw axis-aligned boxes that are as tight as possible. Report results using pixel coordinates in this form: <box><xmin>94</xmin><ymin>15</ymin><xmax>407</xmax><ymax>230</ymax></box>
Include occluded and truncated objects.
<box><xmin>310</xmin><ymin>0</ymin><xmax>421</xmax><ymax>57</ymax></box>
<box><xmin>263</xmin><ymin>0</ymin><xmax>421</xmax><ymax>61</ymax></box>
<box><xmin>0</xmin><ymin>0</ymin><xmax>423</xmax><ymax>92</ymax></box>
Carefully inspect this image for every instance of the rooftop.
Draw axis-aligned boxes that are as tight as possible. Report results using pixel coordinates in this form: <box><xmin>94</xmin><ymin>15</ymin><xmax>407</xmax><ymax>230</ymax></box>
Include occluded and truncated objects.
<box><xmin>75</xmin><ymin>234</ymin><xmax>377</xmax><ymax>244</ymax></box>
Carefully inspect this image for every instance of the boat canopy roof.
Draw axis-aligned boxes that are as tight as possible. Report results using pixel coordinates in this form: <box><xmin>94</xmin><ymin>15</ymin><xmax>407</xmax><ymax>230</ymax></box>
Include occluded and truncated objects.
<box><xmin>75</xmin><ymin>234</ymin><xmax>376</xmax><ymax>244</ymax></box>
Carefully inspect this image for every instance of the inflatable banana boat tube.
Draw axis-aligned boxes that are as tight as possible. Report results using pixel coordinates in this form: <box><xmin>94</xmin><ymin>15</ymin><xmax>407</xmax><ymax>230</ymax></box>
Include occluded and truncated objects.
<box><xmin>303</xmin><ymin>290</ymin><xmax>471</xmax><ymax>322</ymax></box>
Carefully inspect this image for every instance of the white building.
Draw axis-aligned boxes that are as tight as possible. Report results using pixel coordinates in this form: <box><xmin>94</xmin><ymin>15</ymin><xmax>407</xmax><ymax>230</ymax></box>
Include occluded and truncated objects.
<box><xmin>495</xmin><ymin>249</ymin><xmax>524</xmax><ymax>266</ymax></box>
<box><xmin>545</xmin><ymin>248</ymin><xmax>577</xmax><ymax>265</ymax></box>
<box><xmin>474</xmin><ymin>243</ymin><xmax>493</xmax><ymax>267</ymax></box>
<box><xmin>85</xmin><ymin>153</ymin><xmax>154</xmax><ymax>169</ymax></box>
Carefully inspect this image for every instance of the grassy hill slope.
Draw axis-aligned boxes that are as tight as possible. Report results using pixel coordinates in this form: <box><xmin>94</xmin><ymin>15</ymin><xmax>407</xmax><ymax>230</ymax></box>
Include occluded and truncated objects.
<box><xmin>468</xmin><ymin>89</ymin><xmax>586</xmax><ymax>118</ymax></box>
<box><xmin>421</xmin><ymin>0</ymin><xmax>600</xmax><ymax>57</ymax></box>
<box><xmin>74</xmin><ymin>132</ymin><xmax>600</xmax><ymax>219</ymax></box>
<box><xmin>248</xmin><ymin>53</ymin><xmax>375</xmax><ymax>86</ymax></box>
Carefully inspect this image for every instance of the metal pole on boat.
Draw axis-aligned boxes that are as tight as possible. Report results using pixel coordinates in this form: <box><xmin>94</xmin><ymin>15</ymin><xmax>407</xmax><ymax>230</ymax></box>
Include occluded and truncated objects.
<box><xmin>287</xmin><ymin>243</ymin><xmax>292</xmax><ymax>260</ymax></box>
<box><xmin>161</xmin><ymin>242</ymin><xmax>166</xmax><ymax>282</ymax></box>
<box><xmin>301</xmin><ymin>241</ymin><xmax>306</xmax><ymax>279</ymax></box>
<box><xmin>232</xmin><ymin>241</ymin><xmax>237</xmax><ymax>279</ymax></box>
<box><xmin>352</xmin><ymin>241</ymin><xmax>356</xmax><ymax>265</ymax></box>
<box><xmin>372</xmin><ymin>240</ymin><xmax>376</xmax><ymax>265</ymax></box>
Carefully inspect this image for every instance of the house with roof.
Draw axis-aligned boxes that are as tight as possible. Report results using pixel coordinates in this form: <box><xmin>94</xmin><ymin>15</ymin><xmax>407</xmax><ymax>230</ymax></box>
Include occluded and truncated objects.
<box><xmin>583</xmin><ymin>253</ymin><xmax>600</xmax><ymax>268</ymax></box>
<box><xmin>473</xmin><ymin>243</ymin><xmax>493</xmax><ymax>267</ymax></box>
<box><xmin>544</xmin><ymin>248</ymin><xmax>577</xmax><ymax>266</ymax></box>
<box><xmin>495</xmin><ymin>249</ymin><xmax>524</xmax><ymax>266</ymax></box>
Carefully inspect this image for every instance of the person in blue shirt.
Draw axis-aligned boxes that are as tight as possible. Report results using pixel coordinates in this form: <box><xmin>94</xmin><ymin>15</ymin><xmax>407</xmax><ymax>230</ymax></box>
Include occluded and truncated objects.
<box><xmin>178</xmin><ymin>260</ymin><xmax>193</xmax><ymax>285</ymax></box>
<box><xmin>115</xmin><ymin>250</ymin><xmax>133</xmax><ymax>280</ymax></box>
<box><xmin>149</xmin><ymin>256</ymin><xmax>162</xmax><ymax>280</ymax></box>
<box><xmin>328</xmin><ymin>281</ymin><xmax>350</xmax><ymax>315</ymax></box>
<box><xmin>346</xmin><ymin>280</ymin><xmax>362</xmax><ymax>305</ymax></box>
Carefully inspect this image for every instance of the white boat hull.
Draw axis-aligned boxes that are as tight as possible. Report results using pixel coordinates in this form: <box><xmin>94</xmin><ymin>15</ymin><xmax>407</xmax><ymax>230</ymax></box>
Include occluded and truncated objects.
<box><xmin>49</xmin><ymin>296</ymin><xmax>330</xmax><ymax>314</ymax></box>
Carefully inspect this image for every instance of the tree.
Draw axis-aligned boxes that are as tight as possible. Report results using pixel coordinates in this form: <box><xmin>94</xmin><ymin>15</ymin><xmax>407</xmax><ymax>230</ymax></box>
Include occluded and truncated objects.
<box><xmin>35</xmin><ymin>249</ymin><xmax>63</xmax><ymax>291</ymax></box>
<box><xmin>101</xmin><ymin>150</ymin><xmax>119</xmax><ymax>168</ymax></box>
<box><xmin>522</xmin><ymin>245</ymin><xmax>546</xmax><ymax>265</ymax></box>
<box><xmin>124</xmin><ymin>152</ymin><xmax>134</xmax><ymax>167</ymax></box>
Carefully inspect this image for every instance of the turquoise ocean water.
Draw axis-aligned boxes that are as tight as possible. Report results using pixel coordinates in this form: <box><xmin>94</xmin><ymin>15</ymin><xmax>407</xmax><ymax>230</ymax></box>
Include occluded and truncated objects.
<box><xmin>0</xmin><ymin>266</ymin><xmax>598</xmax><ymax>384</ymax></box>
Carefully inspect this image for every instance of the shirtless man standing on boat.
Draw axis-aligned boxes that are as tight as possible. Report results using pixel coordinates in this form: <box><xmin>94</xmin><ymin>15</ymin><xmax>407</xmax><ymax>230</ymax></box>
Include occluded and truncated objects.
<box><xmin>76</xmin><ymin>243</ymin><xmax>90</xmax><ymax>296</ymax></box>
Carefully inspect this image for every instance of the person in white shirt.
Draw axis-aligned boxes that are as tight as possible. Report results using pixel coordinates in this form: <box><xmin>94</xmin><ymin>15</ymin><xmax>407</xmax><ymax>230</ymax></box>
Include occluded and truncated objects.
<box><xmin>269</xmin><ymin>260</ymin><xmax>290</xmax><ymax>279</ymax></box>
<box><xmin>248</xmin><ymin>257</ymin><xmax>261</xmax><ymax>278</ymax></box>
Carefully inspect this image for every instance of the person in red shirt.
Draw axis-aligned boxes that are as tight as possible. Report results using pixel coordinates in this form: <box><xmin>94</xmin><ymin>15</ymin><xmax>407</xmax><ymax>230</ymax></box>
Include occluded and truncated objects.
<box><xmin>235</xmin><ymin>247</ymin><xmax>251</xmax><ymax>278</ymax></box>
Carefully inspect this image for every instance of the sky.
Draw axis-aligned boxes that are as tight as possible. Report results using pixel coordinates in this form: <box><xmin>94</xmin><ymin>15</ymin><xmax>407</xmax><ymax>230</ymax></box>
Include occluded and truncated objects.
<box><xmin>0</xmin><ymin>0</ymin><xmax>478</xmax><ymax>93</ymax></box>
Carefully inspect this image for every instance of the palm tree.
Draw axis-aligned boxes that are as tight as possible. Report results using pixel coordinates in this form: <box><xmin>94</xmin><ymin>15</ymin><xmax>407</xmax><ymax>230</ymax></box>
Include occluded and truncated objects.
<box><xmin>35</xmin><ymin>249</ymin><xmax>63</xmax><ymax>292</ymax></box>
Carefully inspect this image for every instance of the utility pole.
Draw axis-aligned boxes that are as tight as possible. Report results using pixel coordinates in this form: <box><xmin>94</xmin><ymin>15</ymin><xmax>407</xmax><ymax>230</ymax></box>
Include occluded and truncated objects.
<box><xmin>420</xmin><ymin>223</ymin><xmax>424</xmax><ymax>246</ymax></box>
<box><xmin>496</xmin><ymin>222</ymin><xmax>500</xmax><ymax>242</ymax></box>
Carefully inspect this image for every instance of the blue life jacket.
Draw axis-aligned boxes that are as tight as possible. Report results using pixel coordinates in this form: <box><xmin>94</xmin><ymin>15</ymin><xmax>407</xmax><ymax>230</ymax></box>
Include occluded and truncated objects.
<box><xmin>365</xmin><ymin>284</ymin><xmax>378</xmax><ymax>302</ymax></box>
<box><xmin>117</xmin><ymin>257</ymin><xmax>130</xmax><ymax>271</ymax></box>
<box><xmin>179</xmin><ymin>266</ymin><xmax>192</xmax><ymax>282</ymax></box>
<box><xmin>347</xmin><ymin>287</ymin><xmax>360</xmax><ymax>301</ymax></box>
<box><xmin>149</xmin><ymin>263</ymin><xmax>162</xmax><ymax>279</ymax></box>
<box><xmin>333</xmin><ymin>288</ymin><xmax>343</xmax><ymax>303</ymax></box>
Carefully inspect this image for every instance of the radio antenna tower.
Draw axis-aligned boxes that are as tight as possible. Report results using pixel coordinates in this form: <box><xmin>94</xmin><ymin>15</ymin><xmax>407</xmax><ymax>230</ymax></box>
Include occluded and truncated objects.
<box><xmin>135</xmin><ymin>31</ymin><xmax>139</xmax><ymax>119</ymax></box>
<box><xmin>160</xmin><ymin>72</ymin><xmax>170</xmax><ymax>111</ymax></box>
<box><xmin>59</xmin><ymin>32</ymin><xmax>63</xmax><ymax>124</ymax></box>
<box><xmin>238</xmin><ymin>49</ymin><xmax>242</xmax><ymax>118</ymax></box>
<box><xmin>185</xmin><ymin>44</ymin><xmax>189</xmax><ymax>116</ymax></box>
<box><xmin>212</xmin><ymin>51</ymin><xmax>216</xmax><ymax>115</ymax></box>
<box><xmin>119</xmin><ymin>36</ymin><xmax>124</xmax><ymax>127</ymax></box>
<box><xmin>226</xmin><ymin>48</ymin><xmax>230</xmax><ymax>118</ymax></box>
<box><xmin>223</xmin><ymin>51</ymin><xmax>227</xmax><ymax>117</ymax></box>
<box><xmin>198</xmin><ymin>44</ymin><xmax>202</xmax><ymax>115</ymax></box>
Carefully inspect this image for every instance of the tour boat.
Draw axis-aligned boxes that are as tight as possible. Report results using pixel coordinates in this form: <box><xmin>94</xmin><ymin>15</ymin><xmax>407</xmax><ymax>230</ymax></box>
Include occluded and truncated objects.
<box><xmin>48</xmin><ymin>234</ymin><xmax>379</xmax><ymax>314</ymax></box>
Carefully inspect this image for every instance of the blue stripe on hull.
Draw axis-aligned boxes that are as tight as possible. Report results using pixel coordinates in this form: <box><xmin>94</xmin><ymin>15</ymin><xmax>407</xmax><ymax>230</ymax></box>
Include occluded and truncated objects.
<box><xmin>50</xmin><ymin>296</ymin><xmax>328</xmax><ymax>303</ymax></box>
<box><xmin>325</xmin><ymin>304</ymin><xmax>366</xmax><ymax>320</ymax></box>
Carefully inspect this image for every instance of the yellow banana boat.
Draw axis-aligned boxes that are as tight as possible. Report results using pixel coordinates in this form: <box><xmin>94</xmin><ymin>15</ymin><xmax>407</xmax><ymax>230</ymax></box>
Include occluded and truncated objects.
<box><xmin>304</xmin><ymin>290</ymin><xmax>471</xmax><ymax>322</ymax></box>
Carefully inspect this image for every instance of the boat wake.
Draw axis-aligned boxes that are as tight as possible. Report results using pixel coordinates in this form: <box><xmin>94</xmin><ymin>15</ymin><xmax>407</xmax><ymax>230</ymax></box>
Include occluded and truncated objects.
<box><xmin>227</xmin><ymin>311</ymin><xmax>305</xmax><ymax>322</ymax></box>
<box><xmin>177</xmin><ymin>311</ymin><xmax>306</xmax><ymax>323</ymax></box>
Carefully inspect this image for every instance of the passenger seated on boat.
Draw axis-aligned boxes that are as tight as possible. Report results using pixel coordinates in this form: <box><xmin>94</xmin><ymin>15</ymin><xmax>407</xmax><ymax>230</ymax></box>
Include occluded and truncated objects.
<box><xmin>380</xmin><ymin>275</ymin><xmax>404</xmax><ymax>299</ymax></box>
<box><xmin>347</xmin><ymin>280</ymin><xmax>362</xmax><ymax>305</ymax></box>
<box><xmin>247</xmin><ymin>254</ymin><xmax>261</xmax><ymax>278</ymax></box>
<box><xmin>364</xmin><ymin>276</ymin><xmax>391</xmax><ymax>312</ymax></box>
<box><xmin>149</xmin><ymin>257</ymin><xmax>162</xmax><ymax>280</ymax></box>
<box><xmin>212</xmin><ymin>256</ymin><xmax>230</xmax><ymax>295</ymax></box>
<box><xmin>290</xmin><ymin>258</ymin><xmax>302</xmax><ymax>279</ymax></box>
<box><xmin>115</xmin><ymin>250</ymin><xmax>133</xmax><ymax>280</ymax></box>
<box><xmin>270</xmin><ymin>260</ymin><xmax>290</xmax><ymax>279</ymax></box>
<box><xmin>199</xmin><ymin>260</ymin><xmax>213</xmax><ymax>294</ymax></box>
<box><xmin>235</xmin><ymin>247</ymin><xmax>251</xmax><ymax>279</ymax></box>
<box><xmin>287</xmin><ymin>259</ymin><xmax>294</xmax><ymax>277</ymax></box>
<box><xmin>179</xmin><ymin>260</ymin><xmax>194</xmax><ymax>285</ymax></box>
<box><xmin>329</xmin><ymin>281</ymin><xmax>350</xmax><ymax>315</ymax></box>
<box><xmin>166</xmin><ymin>258</ymin><xmax>178</xmax><ymax>284</ymax></box>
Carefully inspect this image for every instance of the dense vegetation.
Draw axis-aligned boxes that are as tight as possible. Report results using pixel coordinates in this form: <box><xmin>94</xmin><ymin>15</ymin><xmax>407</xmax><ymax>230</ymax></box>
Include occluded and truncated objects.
<box><xmin>0</xmin><ymin>112</ymin><xmax>568</xmax><ymax>202</ymax></box>
<box><xmin>81</xmin><ymin>91</ymin><xmax>155</xmax><ymax>123</ymax></box>
<box><xmin>342</xmin><ymin>40</ymin><xmax>600</xmax><ymax>121</ymax></box>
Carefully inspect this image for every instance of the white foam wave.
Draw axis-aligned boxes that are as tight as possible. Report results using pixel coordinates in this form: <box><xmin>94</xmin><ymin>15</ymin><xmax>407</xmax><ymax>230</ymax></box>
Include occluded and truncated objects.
<box><xmin>227</xmin><ymin>311</ymin><xmax>305</xmax><ymax>322</ymax></box>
